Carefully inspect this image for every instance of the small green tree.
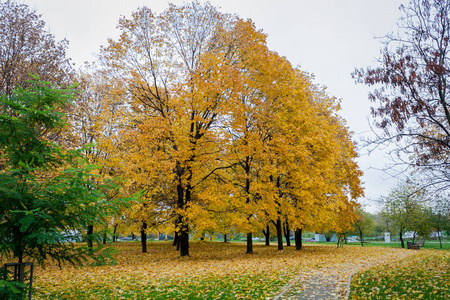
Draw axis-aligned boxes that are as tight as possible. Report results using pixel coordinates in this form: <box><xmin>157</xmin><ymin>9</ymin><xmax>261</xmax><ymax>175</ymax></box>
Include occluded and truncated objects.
<box><xmin>0</xmin><ymin>79</ymin><xmax>123</xmax><ymax>296</ymax></box>
<box><xmin>352</xmin><ymin>208</ymin><xmax>374</xmax><ymax>247</ymax></box>
<box><xmin>381</xmin><ymin>182</ymin><xmax>429</xmax><ymax>248</ymax></box>
<box><xmin>429</xmin><ymin>199</ymin><xmax>450</xmax><ymax>248</ymax></box>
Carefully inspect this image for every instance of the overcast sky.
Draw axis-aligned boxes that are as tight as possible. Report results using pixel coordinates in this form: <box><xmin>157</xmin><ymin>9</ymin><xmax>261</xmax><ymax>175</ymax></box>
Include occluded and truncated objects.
<box><xmin>22</xmin><ymin>0</ymin><xmax>408</xmax><ymax>212</ymax></box>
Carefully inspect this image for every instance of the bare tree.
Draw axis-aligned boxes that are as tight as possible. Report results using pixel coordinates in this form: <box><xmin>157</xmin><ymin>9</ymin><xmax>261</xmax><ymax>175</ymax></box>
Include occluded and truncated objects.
<box><xmin>0</xmin><ymin>0</ymin><xmax>73</xmax><ymax>96</ymax></box>
<box><xmin>353</xmin><ymin>0</ymin><xmax>450</xmax><ymax>197</ymax></box>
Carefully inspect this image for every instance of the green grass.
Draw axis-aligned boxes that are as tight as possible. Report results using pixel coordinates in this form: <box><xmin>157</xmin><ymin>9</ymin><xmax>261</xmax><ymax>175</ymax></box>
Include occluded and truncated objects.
<box><xmin>344</xmin><ymin>241</ymin><xmax>450</xmax><ymax>250</ymax></box>
<box><xmin>349</xmin><ymin>250</ymin><xmax>450</xmax><ymax>299</ymax></box>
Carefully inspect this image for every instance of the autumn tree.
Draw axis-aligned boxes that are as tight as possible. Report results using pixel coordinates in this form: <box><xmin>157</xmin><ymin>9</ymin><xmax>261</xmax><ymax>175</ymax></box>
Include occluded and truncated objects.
<box><xmin>222</xmin><ymin>24</ymin><xmax>313</xmax><ymax>253</ymax></box>
<box><xmin>278</xmin><ymin>76</ymin><xmax>363</xmax><ymax>250</ymax></box>
<box><xmin>99</xmin><ymin>2</ymin><xmax>251</xmax><ymax>256</ymax></box>
<box><xmin>0</xmin><ymin>1</ymin><xmax>73</xmax><ymax>96</ymax></box>
<box><xmin>98</xmin><ymin>1</ymin><xmax>364</xmax><ymax>257</ymax></box>
<box><xmin>334</xmin><ymin>200</ymin><xmax>359</xmax><ymax>247</ymax></box>
<box><xmin>65</xmin><ymin>68</ymin><xmax>131</xmax><ymax>250</ymax></box>
<box><xmin>353</xmin><ymin>0</ymin><xmax>450</xmax><ymax>198</ymax></box>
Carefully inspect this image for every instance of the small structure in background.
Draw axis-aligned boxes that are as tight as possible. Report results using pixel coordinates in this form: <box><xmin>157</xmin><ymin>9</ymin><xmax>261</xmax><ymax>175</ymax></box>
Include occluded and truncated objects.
<box><xmin>384</xmin><ymin>232</ymin><xmax>391</xmax><ymax>243</ymax></box>
<box><xmin>158</xmin><ymin>233</ymin><xmax>174</xmax><ymax>241</ymax></box>
<box><xmin>314</xmin><ymin>233</ymin><xmax>338</xmax><ymax>242</ymax></box>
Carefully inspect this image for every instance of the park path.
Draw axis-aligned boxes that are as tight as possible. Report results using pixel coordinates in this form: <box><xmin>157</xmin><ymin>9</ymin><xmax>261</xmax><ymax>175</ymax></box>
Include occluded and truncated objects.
<box><xmin>273</xmin><ymin>248</ymin><xmax>418</xmax><ymax>300</ymax></box>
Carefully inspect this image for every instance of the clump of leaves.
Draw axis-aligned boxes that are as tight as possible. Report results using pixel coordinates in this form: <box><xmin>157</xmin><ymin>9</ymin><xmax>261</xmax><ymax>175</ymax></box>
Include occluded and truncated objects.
<box><xmin>350</xmin><ymin>251</ymin><xmax>450</xmax><ymax>299</ymax></box>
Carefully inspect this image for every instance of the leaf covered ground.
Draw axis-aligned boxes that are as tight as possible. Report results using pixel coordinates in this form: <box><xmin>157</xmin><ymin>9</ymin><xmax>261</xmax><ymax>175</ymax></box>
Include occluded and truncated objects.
<box><xmin>349</xmin><ymin>250</ymin><xmax>450</xmax><ymax>299</ymax></box>
<box><xmin>26</xmin><ymin>241</ymin><xmax>421</xmax><ymax>299</ymax></box>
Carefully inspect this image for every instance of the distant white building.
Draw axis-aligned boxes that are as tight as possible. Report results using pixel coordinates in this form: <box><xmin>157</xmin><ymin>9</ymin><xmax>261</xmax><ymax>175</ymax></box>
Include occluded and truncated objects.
<box><xmin>314</xmin><ymin>233</ymin><xmax>337</xmax><ymax>242</ymax></box>
<box><xmin>429</xmin><ymin>231</ymin><xmax>445</xmax><ymax>238</ymax></box>
<box><xmin>401</xmin><ymin>231</ymin><xmax>445</xmax><ymax>238</ymax></box>
<box><xmin>402</xmin><ymin>231</ymin><xmax>416</xmax><ymax>238</ymax></box>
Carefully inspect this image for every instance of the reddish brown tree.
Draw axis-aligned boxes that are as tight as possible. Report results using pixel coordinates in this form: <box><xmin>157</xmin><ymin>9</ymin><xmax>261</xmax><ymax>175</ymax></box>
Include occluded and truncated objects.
<box><xmin>354</xmin><ymin>0</ymin><xmax>450</xmax><ymax>193</ymax></box>
<box><xmin>0</xmin><ymin>1</ymin><xmax>73</xmax><ymax>96</ymax></box>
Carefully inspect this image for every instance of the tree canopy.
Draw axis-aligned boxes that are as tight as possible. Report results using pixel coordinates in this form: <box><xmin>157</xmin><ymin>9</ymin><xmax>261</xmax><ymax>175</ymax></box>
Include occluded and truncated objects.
<box><xmin>97</xmin><ymin>2</ymin><xmax>363</xmax><ymax>256</ymax></box>
<box><xmin>0</xmin><ymin>79</ymin><xmax>121</xmax><ymax>267</ymax></box>
<box><xmin>0</xmin><ymin>1</ymin><xmax>73</xmax><ymax>96</ymax></box>
<box><xmin>353</xmin><ymin>0</ymin><xmax>450</xmax><ymax>198</ymax></box>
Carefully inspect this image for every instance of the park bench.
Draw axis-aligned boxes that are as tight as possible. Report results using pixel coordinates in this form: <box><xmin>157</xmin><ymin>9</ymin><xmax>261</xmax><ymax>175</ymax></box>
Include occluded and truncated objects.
<box><xmin>407</xmin><ymin>241</ymin><xmax>425</xmax><ymax>250</ymax></box>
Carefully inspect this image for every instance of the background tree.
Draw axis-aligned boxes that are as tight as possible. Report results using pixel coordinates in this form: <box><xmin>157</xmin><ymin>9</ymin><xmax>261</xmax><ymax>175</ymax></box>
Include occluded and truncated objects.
<box><xmin>353</xmin><ymin>0</ymin><xmax>450</xmax><ymax>199</ymax></box>
<box><xmin>0</xmin><ymin>1</ymin><xmax>73</xmax><ymax>96</ymax></box>
<box><xmin>352</xmin><ymin>207</ymin><xmax>374</xmax><ymax>246</ymax></box>
<box><xmin>66</xmin><ymin>67</ymin><xmax>129</xmax><ymax>250</ymax></box>
<box><xmin>429</xmin><ymin>197</ymin><xmax>450</xmax><ymax>248</ymax></box>
<box><xmin>334</xmin><ymin>200</ymin><xmax>359</xmax><ymax>247</ymax></box>
<box><xmin>381</xmin><ymin>182</ymin><xmax>429</xmax><ymax>247</ymax></box>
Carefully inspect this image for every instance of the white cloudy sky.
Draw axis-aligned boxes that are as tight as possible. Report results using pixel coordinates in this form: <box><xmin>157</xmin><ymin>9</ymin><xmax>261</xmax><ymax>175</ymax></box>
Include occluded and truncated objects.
<box><xmin>22</xmin><ymin>0</ymin><xmax>408</xmax><ymax>212</ymax></box>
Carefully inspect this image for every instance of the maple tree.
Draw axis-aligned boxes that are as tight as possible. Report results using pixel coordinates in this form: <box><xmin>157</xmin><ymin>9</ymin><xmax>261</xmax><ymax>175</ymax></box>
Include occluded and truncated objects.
<box><xmin>353</xmin><ymin>0</ymin><xmax>450</xmax><ymax>197</ymax></box>
<box><xmin>96</xmin><ymin>1</ymin><xmax>364</xmax><ymax>256</ymax></box>
<box><xmin>269</xmin><ymin>75</ymin><xmax>363</xmax><ymax>250</ymax></box>
<box><xmin>98</xmin><ymin>2</ymin><xmax>242</xmax><ymax>256</ymax></box>
<box><xmin>0</xmin><ymin>1</ymin><xmax>73</xmax><ymax>96</ymax></box>
<box><xmin>219</xmin><ymin>22</ymin><xmax>307</xmax><ymax>253</ymax></box>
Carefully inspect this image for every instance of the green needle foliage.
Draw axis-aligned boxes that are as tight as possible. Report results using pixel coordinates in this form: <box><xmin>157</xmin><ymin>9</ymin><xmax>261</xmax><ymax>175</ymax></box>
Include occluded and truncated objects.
<box><xmin>0</xmin><ymin>78</ymin><xmax>123</xmax><ymax>267</ymax></box>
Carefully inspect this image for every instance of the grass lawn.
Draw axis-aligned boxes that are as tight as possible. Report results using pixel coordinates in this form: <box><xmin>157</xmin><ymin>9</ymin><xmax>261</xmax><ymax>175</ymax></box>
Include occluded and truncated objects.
<box><xmin>345</xmin><ymin>241</ymin><xmax>450</xmax><ymax>250</ymax></box>
<box><xmin>349</xmin><ymin>250</ymin><xmax>450</xmax><ymax>299</ymax></box>
<box><xmin>19</xmin><ymin>241</ymin><xmax>413</xmax><ymax>299</ymax></box>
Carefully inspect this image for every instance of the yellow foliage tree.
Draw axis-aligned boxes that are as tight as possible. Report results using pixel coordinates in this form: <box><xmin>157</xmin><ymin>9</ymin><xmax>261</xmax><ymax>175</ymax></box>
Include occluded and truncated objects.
<box><xmin>97</xmin><ymin>2</ymin><xmax>364</xmax><ymax>257</ymax></box>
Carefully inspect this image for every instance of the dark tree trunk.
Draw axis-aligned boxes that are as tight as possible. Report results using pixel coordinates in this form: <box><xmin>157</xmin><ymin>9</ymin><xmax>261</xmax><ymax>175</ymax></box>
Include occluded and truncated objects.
<box><xmin>131</xmin><ymin>233</ymin><xmax>136</xmax><ymax>240</ymax></box>
<box><xmin>337</xmin><ymin>233</ymin><xmax>345</xmax><ymax>248</ymax></box>
<box><xmin>359</xmin><ymin>227</ymin><xmax>364</xmax><ymax>247</ymax></box>
<box><xmin>276</xmin><ymin>218</ymin><xmax>283</xmax><ymax>251</ymax></box>
<box><xmin>412</xmin><ymin>232</ymin><xmax>417</xmax><ymax>244</ymax></box>
<box><xmin>284</xmin><ymin>221</ymin><xmax>291</xmax><ymax>246</ymax></box>
<box><xmin>141</xmin><ymin>221</ymin><xmax>147</xmax><ymax>253</ymax></box>
<box><xmin>180</xmin><ymin>223</ymin><xmax>189</xmax><ymax>256</ymax></box>
<box><xmin>263</xmin><ymin>225</ymin><xmax>270</xmax><ymax>246</ymax></box>
<box><xmin>173</xmin><ymin>231</ymin><xmax>179</xmax><ymax>247</ymax></box>
<box><xmin>243</xmin><ymin>156</ymin><xmax>253</xmax><ymax>255</ymax></box>
<box><xmin>224</xmin><ymin>234</ymin><xmax>227</xmax><ymax>243</ymax></box>
<box><xmin>438</xmin><ymin>231</ymin><xmax>442</xmax><ymax>249</ymax></box>
<box><xmin>112</xmin><ymin>223</ymin><xmax>118</xmax><ymax>242</ymax></box>
<box><xmin>86</xmin><ymin>225</ymin><xmax>94</xmax><ymax>253</ymax></box>
<box><xmin>246</xmin><ymin>232</ymin><xmax>253</xmax><ymax>254</ymax></box>
<box><xmin>18</xmin><ymin>248</ymin><xmax>23</xmax><ymax>265</ymax></box>
<box><xmin>295</xmin><ymin>228</ymin><xmax>302</xmax><ymax>250</ymax></box>
<box><xmin>399</xmin><ymin>228</ymin><xmax>405</xmax><ymax>248</ymax></box>
<box><xmin>177</xmin><ymin>172</ymin><xmax>191</xmax><ymax>256</ymax></box>
<box><xmin>102</xmin><ymin>224</ymin><xmax>108</xmax><ymax>245</ymax></box>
